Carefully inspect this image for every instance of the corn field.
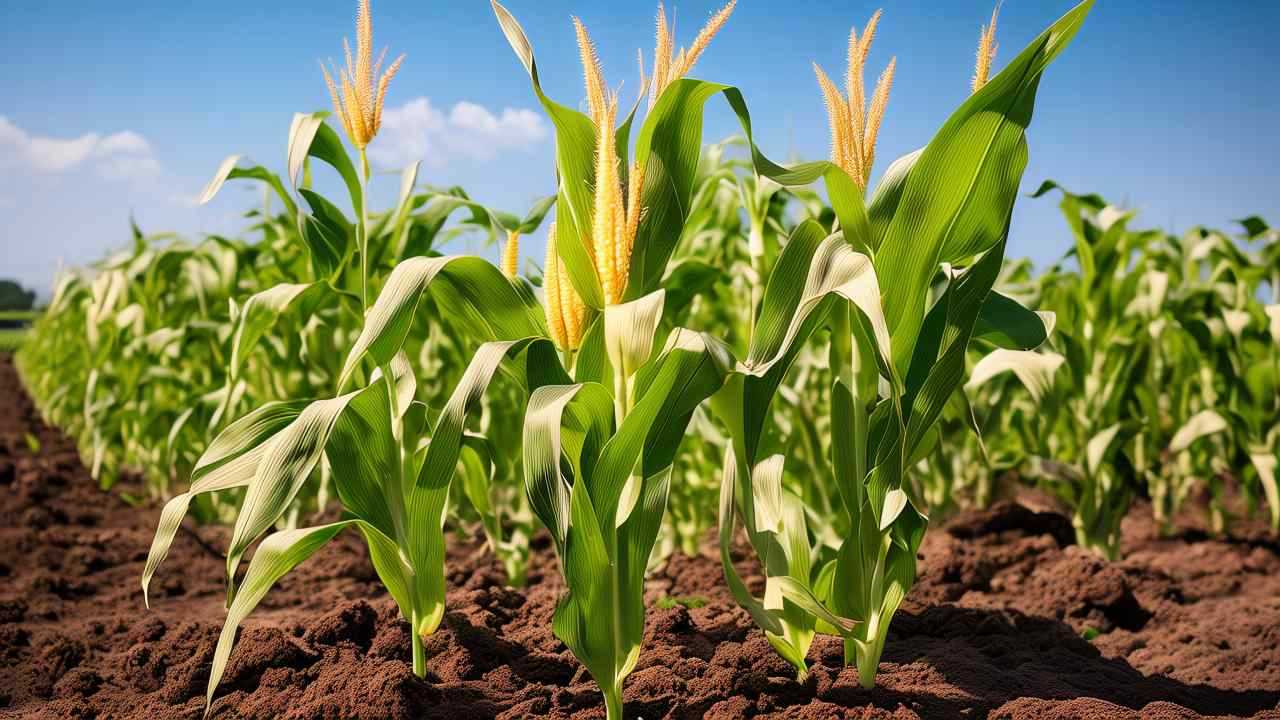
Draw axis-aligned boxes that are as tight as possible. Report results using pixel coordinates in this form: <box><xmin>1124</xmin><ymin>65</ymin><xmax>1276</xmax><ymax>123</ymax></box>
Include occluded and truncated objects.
<box><xmin>7</xmin><ymin>1</ymin><xmax>1279</xmax><ymax>718</ymax></box>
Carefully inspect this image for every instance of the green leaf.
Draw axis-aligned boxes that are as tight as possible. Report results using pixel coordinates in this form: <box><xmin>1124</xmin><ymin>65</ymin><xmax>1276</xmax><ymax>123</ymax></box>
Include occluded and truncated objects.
<box><xmin>229</xmin><ymin>282</ymin><xmax>328</xmax><ymax>379</ymax></box>
<box><xmin>491</xmin><ymin>0</ymin><xmax>604</xmax><ymax>308</ymax></box>
<box><xmin>324</xmin><ymin>376</ymin><xmax>400</xmax><ymax>538</ymax></box>
<box><xmin>604</xmin><ymin>289</ymin><xmax>665</xmax><ymax>381</ymax></box>
<box><xmin>204</xmin><ymin>522</ymin><xmax>352</xmax><ymax>715</ymax></box>
<box><xmin>966</xmin><ymin>348</ymin><xmax>1065</xmax><ymax>403</ymax></box>
<box><xmin>524</xmin><ymin>383</ymin><xmax>614</xmax><ymax>552</ymax></box>
<box><xmin>1168</xmin><ymin>409</ymin><xmax>1228</xmax><ymax>453</ymax></box>
<box><xmin>746</xmin><ymin>225</ymin><xmax>891</xmax><ymax>380</ymax></box>
<box><xmin>866</xmin><ymin>148</ymin><xmax>922</xmax><ymax>250</ymax></box>
<box><xmin>517</xmin><ymin>195</ymin><xmax>558</xmax><ymax>233</ymax></box>
<box><xmin>627</xmin><ymin>79</ymin><xmax>726</xmax><ymax>297</ymax></box>
<box><xmin>594</xmin><ymin>330</ymin><xmax>732</xmax><ymax>529</ymax></box>
<box><xmin>199</xmin><ymin>154</ymin><xmax>297</xmax><ymax>218</ymax></box>
<box><xmin>751</xmin><ymin>454</ymin><xmax>785</xmax><ymax>535</ymax></box>
<box><xmin>1237</xmin><ymin>216</ymin><xmax>1271</xmax><ymax>240</ymax></box>
<box><xmin>223</xmin><ymin>390</ymin><xmax>366</xmax><ymax>596</ymax></box>
<box><xmin>874</xmin><ymin>0</ymin><xmax>1094</xmax><ymax>375</ymax></box>
<box><xmin>1085</xmin><ymin>423</ymin><xmax>1128</xmax><ymax>478</ymax></box>
<box><xmin>1249</xmin><ymin>449</ymin><xmax>1279</xmax><ymax>532</ymax></box>
<box><xmin>140</xmin><ymin>400</ymin><xmax>308</xmax><ymax>607</ymax></box>
<box><xmin>717</xmin><ymin>448</ymin><xmax>786</xmax><ymax>637</ymax></box>
<box><xmin>287</xmin><ymin>112</ymin><xmax>363</xmax><ymax>218</ymax></box>
<box><xmin>298</xmin><ymin>189</ymin><xmax>354</xmax><ymax>282</ymax></box>
<box><xmin>973</xmin><ymin>291</ymin><xmax>1055</xmax><ymax>350</ymax></box>
<box><xmin>1030</xmin><ymin>179</ymin><xmax>1107</xmax><ymax>210</ymax></box>
<box><xmin>338</xmin><ymin>256</ymin><xmax>545</xmax><ymax>389</ymax></box>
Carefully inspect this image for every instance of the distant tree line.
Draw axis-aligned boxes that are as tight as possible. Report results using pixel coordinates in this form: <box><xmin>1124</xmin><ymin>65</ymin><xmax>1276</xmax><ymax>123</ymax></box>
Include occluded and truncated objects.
<box><xmin>0</xmin><ymin>280</ymin><xmax>37</xmax><ymax>329</ymax></box>
<box><xmin>0</xmin><ymin>280</ymin><xmax>36</xmax><ymax>311</ymax></box>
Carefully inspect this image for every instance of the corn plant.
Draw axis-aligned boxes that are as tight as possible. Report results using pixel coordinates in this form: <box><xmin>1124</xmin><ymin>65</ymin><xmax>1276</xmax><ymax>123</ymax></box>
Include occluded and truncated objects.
<box><xmin>660</xmin><ymin>137</ymin><xmax>828</xmax><ymax>561</ymax></box>
<box><xmin>21</xmin><ymin>0</ymin><xmax>1280</xmax><ymax>714</ymax></box>
<box><xmin>16</xmin><ymin>125</ymin><xmax>544</xmax><ymax>515</ymax></box>
<box><xmin>135</xmin><ymin>3</ymin><xmax>567</xmax><ymax>712</ymax></box>
<box><xmin>707</xmin><ymin>1</ymin><xmax>1092</xmax><ymax>687</ymax></box>
<box><xmin>1177</xmin><ymin>220</ymin><xmax>1280</xmax><ymax>532</ymax></box>
<box><xmin>965</xmin><ymin>182</ymin><xmax>1279</xmax><ymax>545</ymax></box>
<box><xmin>967</xmin><ymin>344</ymin><xmax>1139</xmax><ymax>557</ymax></box>
<box><xmin>17</xmin><ymin>226</ymin><xmax>245</xmax><ymax>496</ymax></box>
<box><xmin>490</xmin><ymin>3</ymin><xmax>754</xmax><ymax>717</ymax></box>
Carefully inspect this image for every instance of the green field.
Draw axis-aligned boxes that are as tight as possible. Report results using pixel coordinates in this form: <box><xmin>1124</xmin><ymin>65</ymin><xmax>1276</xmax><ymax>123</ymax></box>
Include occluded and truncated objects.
<box><xmin>0</xmin><ymin>329</ymin><xmax>27</xmax><ymax>351</ymax></box>
<box><xmin>9</xmin><ymin>1</ymin><xmax>1279</xmax><ymax>717</ymax></box>
<box><xmin>0</xmin><ymin>310</ymin><xmax>39</xmax><ymax>350</ymax></box>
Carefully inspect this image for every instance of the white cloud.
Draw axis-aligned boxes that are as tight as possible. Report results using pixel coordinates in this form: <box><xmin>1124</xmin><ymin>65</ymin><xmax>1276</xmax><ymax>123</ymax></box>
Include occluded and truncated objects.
<box><xmin>0</xmin><ymin>116</ymin><xmax>160</xmax><ymax>179</ymax></box>
<box><xmin>26</xmin><ymin>133</ymin><xmax>99</xmax><ymax>172</ymax></box>
<box><xmin>95</xmin><ymin>130</ymin><xmax>151</xmax><ymax>156</ymax></box>
<box><xmin>368</xmin><ymin>97</ymin><xmax>547</xmax><ymax>170</ymax></box>
<box><xmin>98</xmin><ymin>153</ymin><xmax>162</xmax><ymax>181</ymax></box>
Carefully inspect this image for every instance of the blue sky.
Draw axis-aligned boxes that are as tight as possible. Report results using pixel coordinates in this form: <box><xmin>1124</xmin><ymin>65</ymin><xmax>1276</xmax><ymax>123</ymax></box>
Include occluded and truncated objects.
<box><xmin>2</xmin><ymin>0</ymin><xmax>1277</xmax><ymax>291</ymax></box>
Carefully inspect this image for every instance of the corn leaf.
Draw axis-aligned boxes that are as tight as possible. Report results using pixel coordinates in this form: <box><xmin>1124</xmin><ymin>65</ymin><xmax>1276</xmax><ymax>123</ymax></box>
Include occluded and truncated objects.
<box><xmin>298</xmin><ymin>189</ymin><xmax>355</xmax><ymax>281</ymax></box>
<box><xmin>338</xmin><ymin>255</ymin><xmax>546</xmax><ymax>388</ymax></box>
<box><xmin>490</xmin><ymin>0</ymin><xmax>604</xmax><ymax>308</ymax></box>
<box><xmin>604</xmin><ymin>290</ymin><xmax>665</xmax><ymax>382</ymax></box>
<box><xmin>199</xmin><ymin>154</ymin><xmax>297</xmax><ymax>217</ymax></box>
<box><xmin>1169</xmin><ymin>409</ymin><xmax>1228</xmax><ymax>453</ymax></box>
<box><xmin>973</xmin><ymin>292</ymin><xmax>1055</xmax><ymax>350</ymax></box>
<box><xmin>967</xmin><ymin>348</ymin><xmax>1066</xmax><ymax>403</ymax></box>
<box><xmin>228</xmin><ymin>282</ymin><xmax>329</xmax><ymax>379</ymax></box>
<box><xmin>875</xmin><ymin>0</ymin><xmax>1094</xmax><ymax>375</ymax></box>
<box><xmin>286</xmin><ymin>111</ymin><xmax>362</xmax><ymax>217</ymax></box>
<box><xmin>402</xmin><ymin>338</ymin><xmax>568</xmax><ymax>635</ymax></box>
<box><xmin>1250</xmin><ymin>450</ymin><xmax>1279</xmax><ymax>532</ymax></box>
<box><xmin>205</xmin><ymin>521</ymin><xmax>374</xmax><ymax>715</ymax></box>
<box><xmin>140</xmin><ymin>400</ymin><xmax>308</xmax><ymax>606</ymax></box>
<box><xmin>224</xmin><ymin>392</ymin><xmax>362</xmax><ymax>596</ymax></box>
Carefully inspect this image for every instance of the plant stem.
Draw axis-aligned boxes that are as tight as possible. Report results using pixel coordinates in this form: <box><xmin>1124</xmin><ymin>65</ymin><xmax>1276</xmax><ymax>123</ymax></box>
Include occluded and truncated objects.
<box><xmin>848</xmin><ymin>317</ymin><xmax>869</xmax><ymax>493</ymax></box>
<box><xmin>830</xmin><ymin>307</ymin><xmax>854</xmax><ymax>388</ymax></box>
<box><xmin>603</xmin><ymin>685</ymin><xmax>624</xmax><ymax>720</ymax></box>
<box><xmin>358</xmin><ymin>148</ymin><xmax>371</xmax><ymax>314</ymax></box>
<box><xmin>411</xmin><ymin>622</ymin><xmax>426</xmax><ymax>678</ymax></box>
<box><xmin>382</xmin><ymin>352</ymin><xmax>419</xmax><ymax>681</ymax></box>
<box><xmin>563</xmin><ymin>347</ymin><xmax>577</xmax><ymax>377</ymax></box>
<box><xmin>748</xmin><ymin>221</ymin><xmax>765</xmax><ymax>337</ymax></box>
<box><xmin>606</xmin><ymin>311</ymin><xmax>634</xmax><ymax>720</ymax></box>
<box><xmin>831</xmin><ymin>306</ymin><xmax>867</xmax><ymax>506</ymax></box>
<box><xmin>612</xmin><ymin>354</ymin><xmax>629</xmax><ymax>427</ymax></box>
<box><xmin>856</xmin><ymin>638</ymin><xmax>880</xmax><ymax>689</ymax></box>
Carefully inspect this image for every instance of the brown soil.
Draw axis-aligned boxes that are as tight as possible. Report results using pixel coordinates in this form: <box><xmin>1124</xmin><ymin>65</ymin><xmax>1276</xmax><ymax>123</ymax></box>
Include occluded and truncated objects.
<box><xmin>1</xmin><ymin>351</ymin><xmax>1278</xmax><ymax>720</ymax></box>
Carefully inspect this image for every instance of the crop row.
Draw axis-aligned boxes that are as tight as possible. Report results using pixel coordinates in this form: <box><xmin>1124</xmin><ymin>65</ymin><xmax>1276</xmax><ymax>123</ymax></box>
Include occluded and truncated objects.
<box><xmin>14</xmin><ymin>1</ymin><xmax>1278</xmax><ymax>717</ymax></box>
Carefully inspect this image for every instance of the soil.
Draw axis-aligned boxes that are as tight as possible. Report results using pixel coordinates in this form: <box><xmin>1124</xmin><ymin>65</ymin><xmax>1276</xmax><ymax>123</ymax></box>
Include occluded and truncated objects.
<box><xmin>2</xmin><ymin>351</ymin><xmax>1278</xmax><ymax>720</ymax></box>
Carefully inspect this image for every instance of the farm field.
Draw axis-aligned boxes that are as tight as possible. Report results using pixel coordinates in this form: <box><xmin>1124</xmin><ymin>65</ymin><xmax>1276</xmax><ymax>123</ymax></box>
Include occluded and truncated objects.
<box><xmin>0</xmin><ymin>312</ymin><xmax>39</xmax><ymax>352</ymax></box>
<box><xmin>2</xmin><ymin>0</ymin><xmax>1278</xmax><ymax>719</ymax></box>
<box><xmin>0</xmin><ymin>331</ymin><xmax>26</xmax><ymax>352</ymax></box>
<box><xmin>4</xmin><ymin>353</ymin><xmax>1279</xmax><ymax>719</ymax></box>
